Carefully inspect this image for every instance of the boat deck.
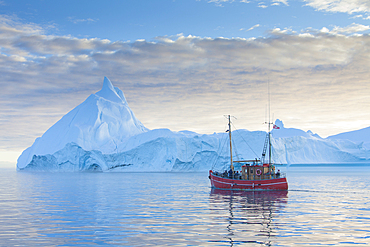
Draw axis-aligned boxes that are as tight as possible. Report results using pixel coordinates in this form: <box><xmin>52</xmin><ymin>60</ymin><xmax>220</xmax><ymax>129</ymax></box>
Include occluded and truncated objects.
<box><xmin>209</xmin><ymin>170</ymin><xmax>288</xmax><ymax>190</ymax></box>
<box><xmin>211</xmin><ymin>170</ymin><xmax>286</xmax><ymax>181</ymax></box>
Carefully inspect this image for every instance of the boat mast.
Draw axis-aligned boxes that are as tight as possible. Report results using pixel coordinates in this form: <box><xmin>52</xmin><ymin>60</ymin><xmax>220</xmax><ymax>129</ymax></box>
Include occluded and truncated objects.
<box><xmin>267</xmin><ymin>79</ymin><xmax>273</xmax><ymax>177</ymax></box>
<box><xmin>228</xmin><ymin>115</ymin><xmax>234</xmax><ymax>172</ymax></box>
<box><xmin>268</xmin><ymin>81</ymin><xmax>272</xmax><ymax>165</ymax></box>
<box><xmin>269</xmin><ymin>123</ymin><xmax>272</xmax><ymax>165</ymax></box>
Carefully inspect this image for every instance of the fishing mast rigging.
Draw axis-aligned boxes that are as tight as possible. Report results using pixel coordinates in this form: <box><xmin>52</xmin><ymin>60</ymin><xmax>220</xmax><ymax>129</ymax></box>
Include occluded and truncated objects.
<box><xmin>261</xmin><ymin>79</ymin><xmax>273</xmax><ymax>177</ymax></box>
<box><xmin>227</xmin><ymin>115</ymin><xmax>234</xmax><ymax>172</ymax></box>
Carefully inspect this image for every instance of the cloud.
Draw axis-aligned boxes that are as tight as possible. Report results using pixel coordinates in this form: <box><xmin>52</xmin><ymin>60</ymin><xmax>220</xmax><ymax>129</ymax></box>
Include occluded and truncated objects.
<box><xmin>272</xmin><ymin>0</ymin><xmax>289</xmax><ymax>6</ymax></box>
<box><xmin>0</xmin><ymin>15</ymin><xmax>44</xmax><ymax>36</ymax></box>
<box><xmin>321</xmin><ymin>23</ymin><xmax>370</xmax><ymax>35</ymax></box>
<box><xmin>240</xmin><ymin>24</ymin><xmax>260</xmax><ymax>31</ymax></box>
<box><xmin>1</xmin><ymin>15</ymin><xmax>370</xmax><ymax>153</ymax></box>
<box><xmin>207</xmin><ymin>0</ymin><xmax>235</xmax><ymax>7</ymax></box>
<box><xmin>204</xmin><ymin>0</ymin><xmax>291</xmax><ymax>8</ymax></box>
<box><xmin>207</xmin><ymin>0</ymin><xmax>287</xmax><ymax>6</ymax></box>
<box><xmin>351</xmin><ymin>14</ymin><xmax>370</xmax><ymax>19</ymax></box>
<box><xmin>258</xmin><ymin>2</ymin><xmax>268</xmax><ymax>8</ymax></box>
<box><xmin>269</xmin><ymin>27</ymin><xmax>295</xmax><ymax>34</ymax></box>
<box><xmin>304</xmin><ymin>0</ymin><xmax>370</xmax><ymax>14</ymax></box>
<box><xmin>67</xmin><ymin>17</ymin><xmax>99</xmax><ymax>24</ymax></box>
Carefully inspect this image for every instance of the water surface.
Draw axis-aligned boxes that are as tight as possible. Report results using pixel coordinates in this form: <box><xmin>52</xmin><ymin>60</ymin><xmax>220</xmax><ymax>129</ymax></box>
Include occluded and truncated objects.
<box><xmin>0</xmin><ymin>165</ymin><xmax>369</xmax><ymax>246</ymax></box>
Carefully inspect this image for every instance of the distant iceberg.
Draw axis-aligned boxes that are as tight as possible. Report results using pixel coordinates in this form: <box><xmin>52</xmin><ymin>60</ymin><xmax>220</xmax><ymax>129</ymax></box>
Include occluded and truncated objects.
<box><xmin>17</xmin><ymin>78</ymin><xmax>370</xmax><ymax>172</ymax></box>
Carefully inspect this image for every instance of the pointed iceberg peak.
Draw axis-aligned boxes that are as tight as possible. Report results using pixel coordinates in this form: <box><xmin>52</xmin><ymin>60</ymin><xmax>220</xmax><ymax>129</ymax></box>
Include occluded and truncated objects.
<box><xmin>96</xmin><ymin>77</ymin><xmax>125</xmax><ymax>104</ymax></box>
<box><xmin>102</xmin><ymin>76</ymin><xmax>115</xmax><ymax>91</ymax></box>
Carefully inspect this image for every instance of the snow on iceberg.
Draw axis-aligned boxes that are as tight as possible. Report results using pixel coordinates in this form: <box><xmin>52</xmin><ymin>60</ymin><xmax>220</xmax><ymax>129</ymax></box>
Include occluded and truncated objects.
<box><xmin>17</xmin><ymin>77</ymin><xmax>148</xmax><ymax>170</ymax></box>
<box><xmin>17</xmin><ymin>77</ymin><xmax>370</xmax><ymax>172</ymax></box>
<box><xmin>271</xmin><ymin>119</ymin><xmax>321</xmax><ymax>139</ymax></box>
<box><xmin>328</xmin><ymin>126</ymin><xmax>370</xmax><ymax>150</ymax></box>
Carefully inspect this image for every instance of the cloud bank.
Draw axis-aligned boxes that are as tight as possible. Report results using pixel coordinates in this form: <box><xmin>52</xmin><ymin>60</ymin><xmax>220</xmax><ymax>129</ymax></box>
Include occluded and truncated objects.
<box><xmin>305</xmin><ymin>0</ymin><xmax>370</xmax><ymax>14</ymax></box>
<box><xmin>207</xmin><ymin>0</ymin><xmax>370</xmax><ymax>14</ymax></box>
<box><xmin>1</xmin><ymin>15</ymin><xmax>370</xmax><ymax>153</ymax></box>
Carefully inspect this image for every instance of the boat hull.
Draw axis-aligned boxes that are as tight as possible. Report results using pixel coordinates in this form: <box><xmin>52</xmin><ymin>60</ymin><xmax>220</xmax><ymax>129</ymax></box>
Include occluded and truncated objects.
<box><xmin>209</xmin><ymin>170</ymin><xmax>288</xmax><ymax>191</ymax></box>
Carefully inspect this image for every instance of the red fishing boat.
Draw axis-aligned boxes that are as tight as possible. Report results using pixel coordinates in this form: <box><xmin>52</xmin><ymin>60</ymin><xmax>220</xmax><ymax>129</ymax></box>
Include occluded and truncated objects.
<box><xmin>209</xmin><ymin>115</ymin><xmax>288</xmax><ymax>191</ymax></box>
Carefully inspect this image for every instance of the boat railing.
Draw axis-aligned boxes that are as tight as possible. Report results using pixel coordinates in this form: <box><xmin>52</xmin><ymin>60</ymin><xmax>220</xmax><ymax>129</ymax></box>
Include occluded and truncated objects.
<box><xmin>212</xmin><ymin>171</ymin><xmax>286</xmax><ymax>180</ymax></box>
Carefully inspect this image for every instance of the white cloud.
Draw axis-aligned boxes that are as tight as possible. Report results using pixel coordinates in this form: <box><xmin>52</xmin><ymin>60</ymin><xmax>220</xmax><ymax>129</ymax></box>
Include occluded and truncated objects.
<box><xmin>304</xmin><ymin>0</ymin><xmax>370</xmax><ymax>14</ymax></box>
<box><xmin>0</xmin><ymin>15</ymin><xmax>44</xmax><ymax>36</ymax></box>
<box><xmin>258</xmin><ymin>2</ymin><xmax>268</xmax><ymax>8</ymax></box>
<box><xmin>319</xmin><ymin>23</ymin><xmax>370</xmax><ymax>35</ymax></box>
<box><xmin>207</xmin><ymin>0</ymin><xmax>233</xmax><ymax>7</ymax></box>
<box><xmin>240</xmin><ymin>24</ymin><xmax>260</xmax><ymax>31</ymax></box>
<box><xmin>351</xmin><ymin>14</ymin><xmax>364</xmax><ymax>18</ymax></box>
<box><xmin>272</xmin><ymin>0</ymin><xmax>289</xmax><ymax>6</ymax></box>
<box><xmin>333</xmin><ymin>22</ymin><xmax>370</xmax><ymax>33</ymax></box>
<box><xmin>207</xmin><ymin>0</ymin><xmax>288</xmax><ymax>6</ymax></box>
<box><xmin>1</xmin><ymin>15</ymin><xmax>370</xmax><ymax>154</ymax></box>
<box><xmin>269</xmin><ymin>27</ymin><xmax>295</xmax><ymax>34</ymax></box>
<box><xmin>320</xmin><ymin>27</ymin><xmax>330</xmax><ymax>33</ymax></box>
<box><xmin>67</xmin><ymin>17</ymin><xmax>98</xmax><ymax>24</ymax></box>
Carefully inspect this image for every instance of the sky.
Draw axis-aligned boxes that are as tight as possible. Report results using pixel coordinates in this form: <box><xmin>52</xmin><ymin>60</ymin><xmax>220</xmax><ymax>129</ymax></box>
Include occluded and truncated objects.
<box><xmin>1</xmin><ymin>0</ymin><xmax>370</xmax><ymax>166</ymax></box>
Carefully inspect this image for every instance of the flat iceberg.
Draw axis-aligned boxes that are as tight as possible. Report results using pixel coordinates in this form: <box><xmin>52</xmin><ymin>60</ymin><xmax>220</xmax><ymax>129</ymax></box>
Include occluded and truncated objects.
<box><xmin>17</xmin><ymin>78</ymin><xmax>370</xmax><ymax>172</ymax></box>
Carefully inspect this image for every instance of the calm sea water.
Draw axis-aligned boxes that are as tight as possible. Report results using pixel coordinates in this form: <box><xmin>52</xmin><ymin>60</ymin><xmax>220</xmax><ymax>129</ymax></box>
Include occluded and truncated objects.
<box><xmin>0</xmin><ymin>164</ymin><xmax>369</xmax><ymax>246</ymax></box>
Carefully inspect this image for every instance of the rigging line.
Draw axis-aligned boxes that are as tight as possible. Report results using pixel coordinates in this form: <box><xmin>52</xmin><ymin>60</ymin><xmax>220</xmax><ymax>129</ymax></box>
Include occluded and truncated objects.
<box><xmin>232</xmin><ymin>138</ymin><xmax>240</xmax><ymax>161</ymax></box>
<box><xmin>211</xmin><ymin>133</ymin><xmax>229</xmax><ymax>170</ymax></box>
<box><xmin>211</xmin><ymin>124</ymin><xmax>230</xmax><ymax>170</ymax></box>
<box><xmin>230</xmin><ymin>122</ymin><xmax>260</xmax><ymax>158</ymax></box>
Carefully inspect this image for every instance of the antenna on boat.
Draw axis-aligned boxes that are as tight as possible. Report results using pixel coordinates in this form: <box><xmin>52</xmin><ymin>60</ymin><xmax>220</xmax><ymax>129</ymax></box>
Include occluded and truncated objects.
<box><xmin>268</xmin><ymin>79</ymin><xmax>272</xmax><ymax>165</ymax></box>
<box><xmin>262</xmin><ymin>78</ymin><xmax>274</xmax><ymax>175</ymax></box>
<box><xmin>267</xmin><ymin>79</ymin><xmax>273</xmax><ymax>166</ymax></box>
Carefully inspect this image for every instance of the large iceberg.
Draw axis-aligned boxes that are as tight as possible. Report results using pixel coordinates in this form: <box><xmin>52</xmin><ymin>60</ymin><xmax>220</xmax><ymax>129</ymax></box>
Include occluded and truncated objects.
<box><xmin>17</xmin><ymin>78</ymin><xmax>370</xmax><ymax>172</ymax></box>
<box><xmin>17</xmin><ymin>77</ymin><xmax>148</xmax><ymax>170</ymax></box>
